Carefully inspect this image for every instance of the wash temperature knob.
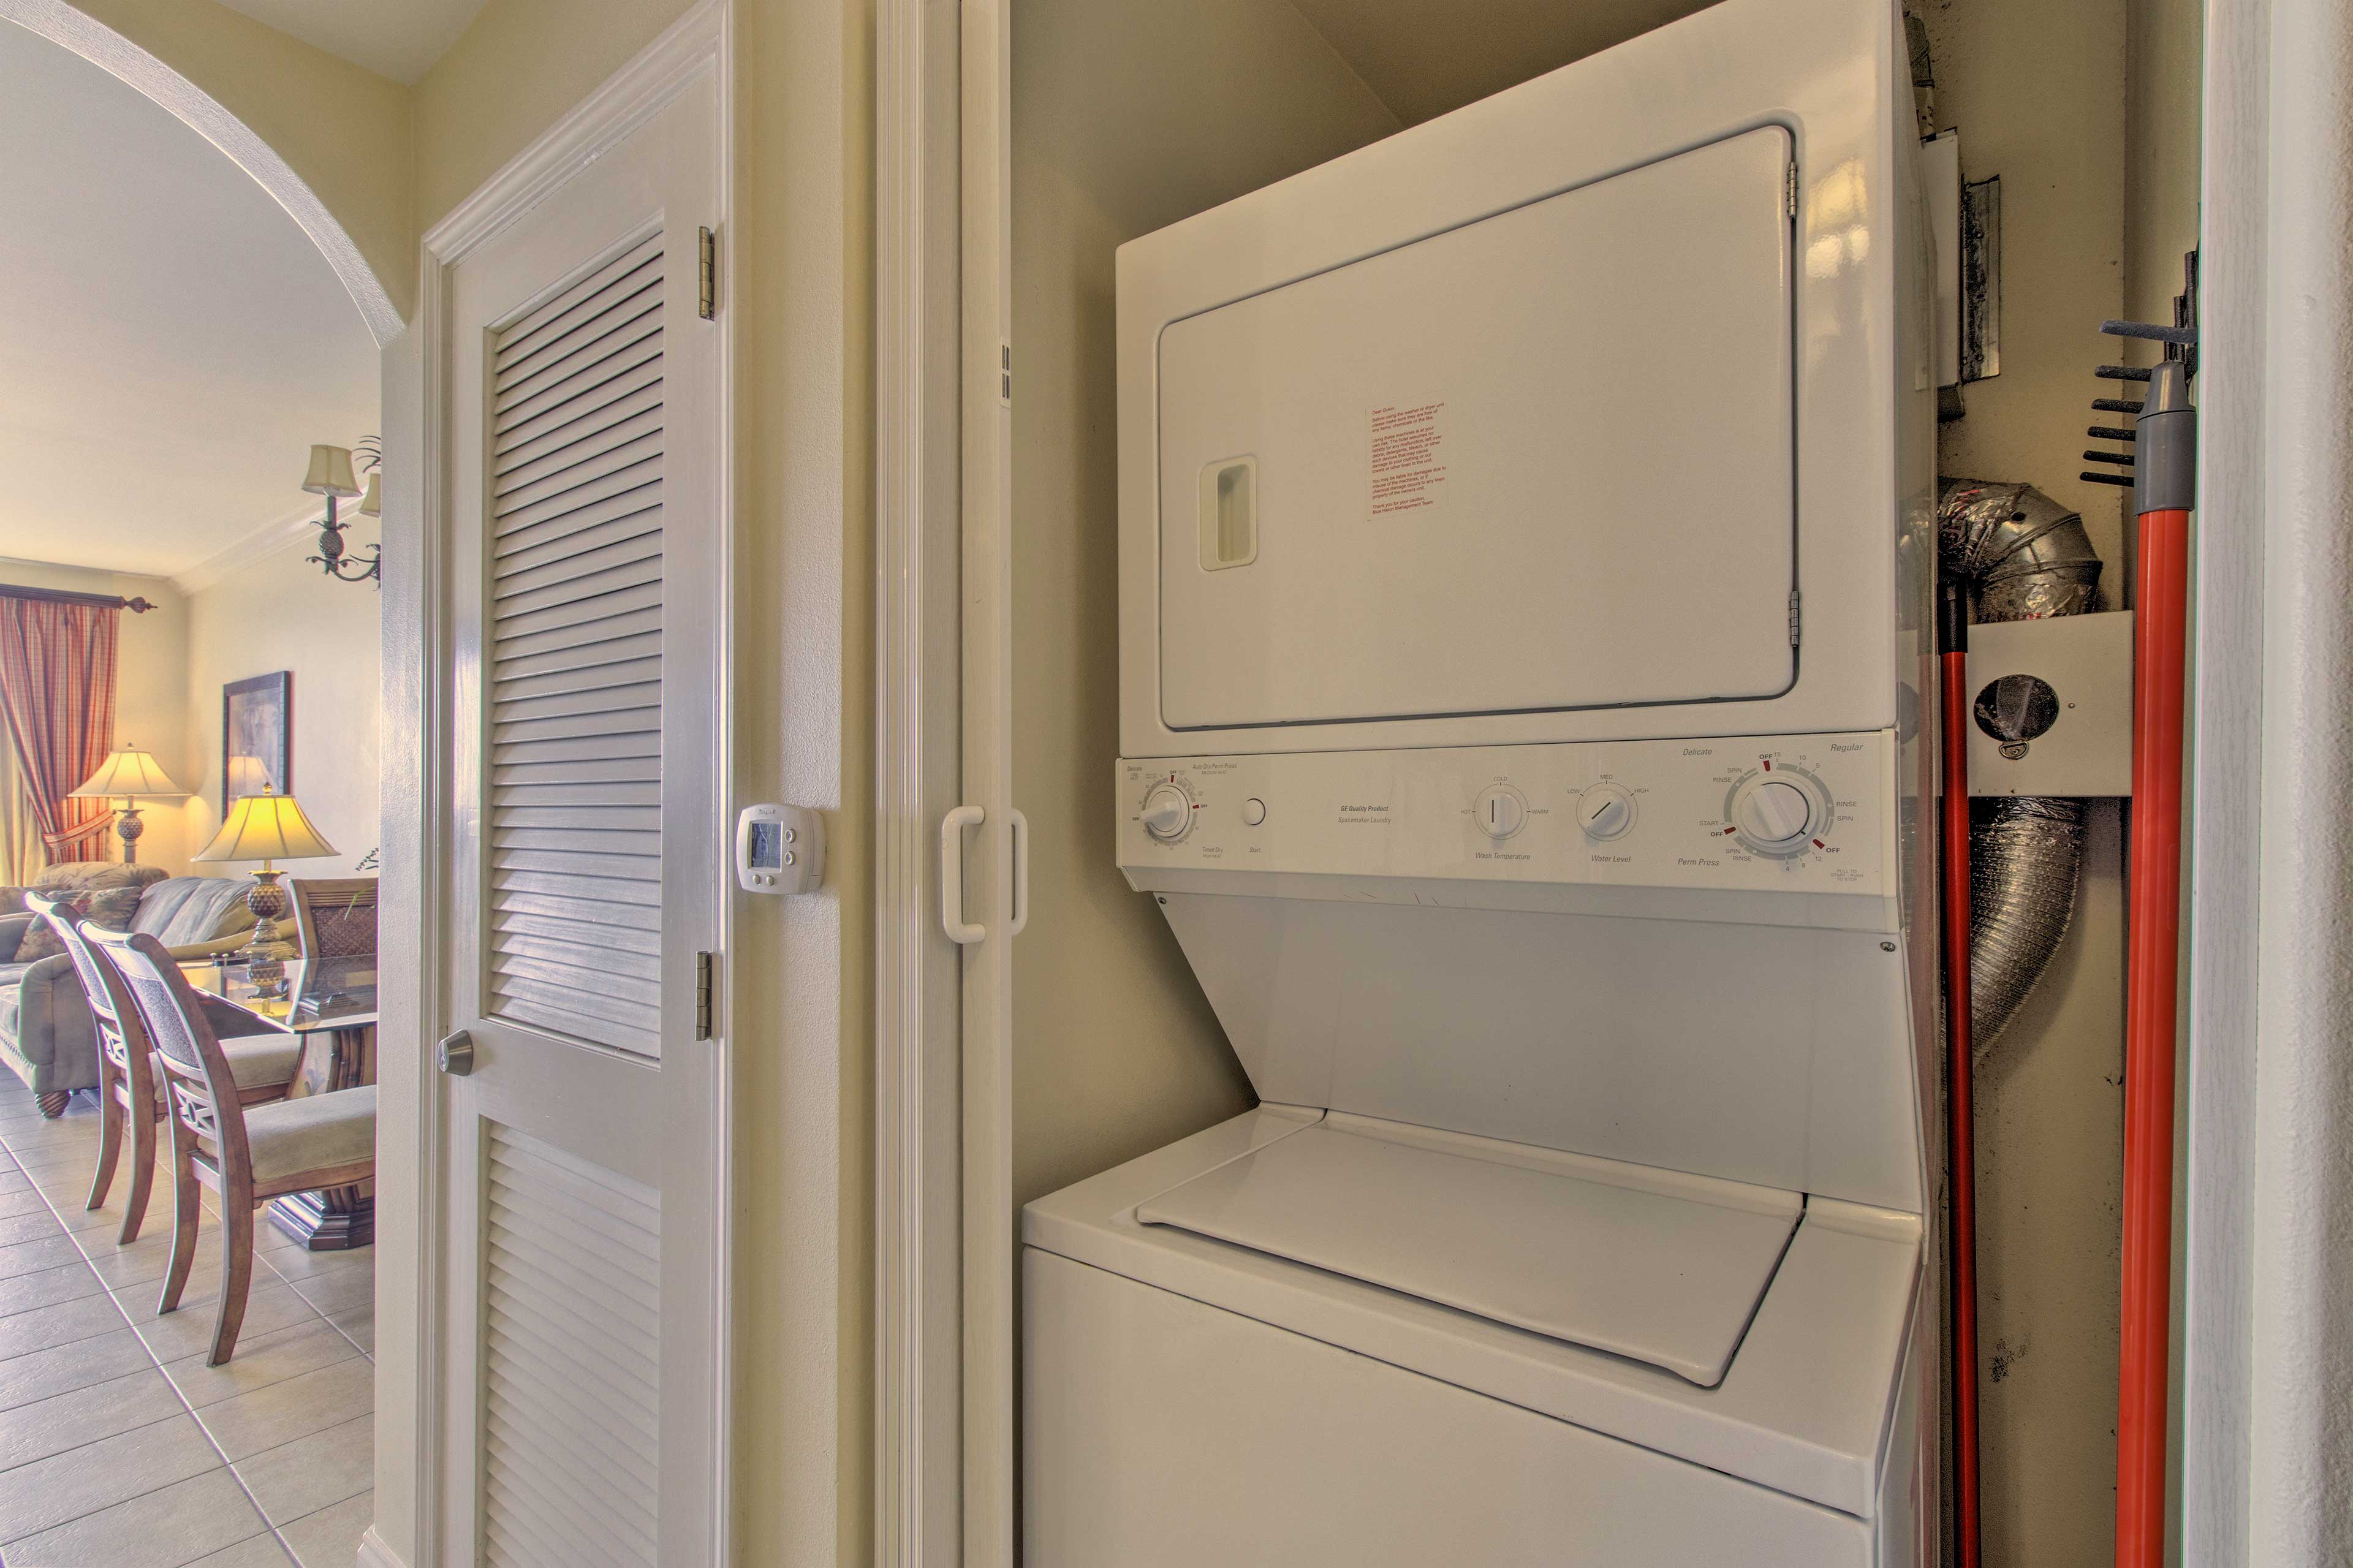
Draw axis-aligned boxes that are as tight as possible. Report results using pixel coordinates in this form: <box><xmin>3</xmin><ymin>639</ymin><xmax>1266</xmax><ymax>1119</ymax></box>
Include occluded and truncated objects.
<box><xmin>1735</xmin><ymin>778</ymin><xmax>1813</xmax><ymax>845</ymax></box>
<box><xmin>1141</xmin><ymin>782</ymin><xmax>1193</xmax><ymax>842</ymax></box>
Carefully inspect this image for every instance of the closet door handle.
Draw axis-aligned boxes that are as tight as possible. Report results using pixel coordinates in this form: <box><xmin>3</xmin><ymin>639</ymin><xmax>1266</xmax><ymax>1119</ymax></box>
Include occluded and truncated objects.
<box><xmin>941</xmin><ymin>806</ymin><xmax>987</xmax><ymax>945</ymax></box>
<box><xmin>1007</xmin><ymin>809</ymin><xmax>1029</xmax><ymax>938</ymax></box>
<box><xmin>437</xmin><ymin>1030</ymin><xmax>475</xmax><ymax>1077</ymax></box>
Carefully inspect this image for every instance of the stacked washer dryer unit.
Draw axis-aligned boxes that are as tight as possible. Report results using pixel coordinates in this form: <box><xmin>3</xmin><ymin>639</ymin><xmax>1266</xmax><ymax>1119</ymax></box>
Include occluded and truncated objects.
<box><xmin>1021</xmin><ymin>1</ymin><xmax>1939</xmax><ymax>1562</ymax></box>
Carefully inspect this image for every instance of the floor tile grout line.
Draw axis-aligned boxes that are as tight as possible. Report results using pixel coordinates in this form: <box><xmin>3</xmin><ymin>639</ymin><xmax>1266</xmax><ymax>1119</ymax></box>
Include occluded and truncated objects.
<box><xmin>0</xmin><ymin>1094</ymin><xmax>360</xmax><ymax>1567</ymax></box>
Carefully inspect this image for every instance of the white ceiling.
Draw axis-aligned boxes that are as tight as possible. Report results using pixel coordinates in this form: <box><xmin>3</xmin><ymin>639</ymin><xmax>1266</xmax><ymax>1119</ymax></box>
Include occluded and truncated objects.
<box><xmin>1290</xmin><ymin>0</ymin><xmax>1719</xmax><ymax>127</ymax></box>
<box><xmin>0</xmin><ymin>22</ymin><xmax>379</xmax><ymax>578</ymax></box>
<box><xmin>214</xmin><ymin>0</ymin><xmax>487</xmax><ymax>86</ymax></box>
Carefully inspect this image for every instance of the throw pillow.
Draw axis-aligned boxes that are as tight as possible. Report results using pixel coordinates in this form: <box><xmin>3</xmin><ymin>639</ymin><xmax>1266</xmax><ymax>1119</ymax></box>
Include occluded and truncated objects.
<box><xmin>14</xmin><ymin>885</ymin><xmax>143</xmax><ymax>965</ymax></box>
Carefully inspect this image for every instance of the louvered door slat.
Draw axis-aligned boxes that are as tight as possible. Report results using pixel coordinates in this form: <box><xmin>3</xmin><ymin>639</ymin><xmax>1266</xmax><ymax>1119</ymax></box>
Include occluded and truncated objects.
<box><xmin>499</xmin><ymin>233</ymin><xmax>662</xmax><ymax>354</ymax></box>
<box><xmin>483</xmin><ymin>237</ymin><xmax>668</xmax><ymax>1059</ymax></box>
<box><xmin>480</xmin><ymin>1124</ymin><xmax>661</xmax><ymax>1568</ymax></box>
<box><xmin>496</xmin><ymin>360</ymin><xmax>664</xmax><ymax>460</ymax></box>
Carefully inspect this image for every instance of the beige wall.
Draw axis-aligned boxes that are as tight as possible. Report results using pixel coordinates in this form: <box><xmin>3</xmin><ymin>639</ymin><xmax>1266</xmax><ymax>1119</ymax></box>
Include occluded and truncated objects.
<box><xmin>1922</xmin><ymin>2</ymin><xmax>2201</xmax><ymax>1562</ymax></box>
<box><xmin>1009</xmin><ymin>0</ymin><xmax>1401</xmax><ymax>1210</ymax></box>
<box><xmin>0</xmin><ymin>559</ymin><xmax>189</xmax><ymax>871</ymax></box>
<box><xmin>175</xmin><ymin>543</ymin><xmax>381</xmax><ymax>877</ymax></box>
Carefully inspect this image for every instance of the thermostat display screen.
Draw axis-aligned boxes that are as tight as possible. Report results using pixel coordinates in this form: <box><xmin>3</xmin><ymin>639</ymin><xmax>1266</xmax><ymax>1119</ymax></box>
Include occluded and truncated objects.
<box><xmin>747</xmin><ymin>820</ymin><xmax>784</xmax><ymax>869</ymax></box>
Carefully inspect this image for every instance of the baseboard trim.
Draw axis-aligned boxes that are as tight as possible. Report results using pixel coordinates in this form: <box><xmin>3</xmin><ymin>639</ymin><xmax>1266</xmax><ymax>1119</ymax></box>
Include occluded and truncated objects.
<box><xmin>357</xmin><ymin>1524</ymin><xmax>406</xmax><ymax>1568</ymax></box>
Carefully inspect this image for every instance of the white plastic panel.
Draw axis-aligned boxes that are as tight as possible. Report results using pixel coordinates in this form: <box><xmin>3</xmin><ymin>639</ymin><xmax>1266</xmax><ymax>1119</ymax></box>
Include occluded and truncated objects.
<box><xmin>1156</xmin><ymin>127</ymin><xmax>1795</xmax><ymax>730</ymax></box>
<box><xmin>1156</xmin><ymin>898</ymin><xmax>1923</xmax><ymax>1211</ymax></box>
<box><xmin>1025</xmin><ymin>1251</ymin><xmax>1874</xmax><ymax>1567</ymax></box>
<box><xmin>1135</xmin><ymin>1119</ymin><xmax>1800</xmax><ymax>1385</ymax></box>
<box><xmin>1117</xmin><ymin>730</ymin><xmax>1896</xmax><ymax>917</ymax></box>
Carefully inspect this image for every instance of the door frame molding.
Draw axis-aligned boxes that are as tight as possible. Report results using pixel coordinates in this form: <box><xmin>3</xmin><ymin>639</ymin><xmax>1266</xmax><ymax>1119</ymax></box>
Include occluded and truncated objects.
<box><xmin>376</xmin><ymin>6</ymin><xmax>734</xmax><ymax>1566</ymax></box>
<box><xmin>874</xmin><ymin>1</ymin><xmax>1016</xmax><ymax>1564</ymax></box>
<box><xmin>873</xmin><ymin>0</ymin><xmax>966</xmax><ymax>1559</ymax></box>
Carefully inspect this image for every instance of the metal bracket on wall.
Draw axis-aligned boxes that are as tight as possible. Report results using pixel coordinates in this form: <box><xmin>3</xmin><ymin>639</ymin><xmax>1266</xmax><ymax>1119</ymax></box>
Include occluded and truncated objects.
<box><xmin>1960</xmin><ymin>174</ymin><xmax>2001</xmax><ymax>382</ymax></box>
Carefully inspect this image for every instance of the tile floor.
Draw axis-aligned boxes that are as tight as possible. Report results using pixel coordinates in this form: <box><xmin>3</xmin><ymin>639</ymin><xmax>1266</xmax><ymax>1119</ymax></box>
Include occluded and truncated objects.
<box><xmin>0</xmin><ymin>1074</ymin><xmax>373</xmax><ymax>1567</ymax></box>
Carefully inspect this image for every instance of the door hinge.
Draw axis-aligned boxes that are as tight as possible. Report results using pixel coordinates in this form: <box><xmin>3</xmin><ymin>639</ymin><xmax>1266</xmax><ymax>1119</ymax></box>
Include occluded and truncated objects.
<box><xmin>1786</xmin><ymin>163</ymin><xmax>1800</xmax><ymax>220</ymax></box>
<box><xmin>1789</xmin><ymin>590</ymin><xmax>1802</xmax><ymax>647</ymax></box>
<box><xmin>694</xmin><ymin>950</ymin><xmax>715</xmax><ymax>1039</ymax></box>
<box><xmin>999</xmin><ymin>341</ymin><xmax>1012</xmax><ymax>406</ymax></box>
<box><xmin>697</xmin><ymin>226</ymin><xmax>717</xmax><ymax>320</ymax></box>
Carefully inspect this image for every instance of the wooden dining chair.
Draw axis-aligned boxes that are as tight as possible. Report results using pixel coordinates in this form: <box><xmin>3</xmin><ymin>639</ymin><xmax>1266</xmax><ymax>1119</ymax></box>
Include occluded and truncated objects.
<box><xmin>286</xmin><ymin>876</ymin><xmax>378</xmax><ymax>960</ymax></box>
<box><xmin>29</xmin><ymin>894</ymin><xmax>303</xmax><ymax>1244</ymax></box>
<box><xmin>87</xmin><ymin>929</ymin><xmax>376</xmax><ymax>1364</ymax></box>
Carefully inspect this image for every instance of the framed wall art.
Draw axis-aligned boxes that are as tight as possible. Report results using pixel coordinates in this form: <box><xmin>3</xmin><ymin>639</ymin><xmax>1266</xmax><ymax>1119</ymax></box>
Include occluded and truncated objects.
<box><xmin>222</xmin><ymin>671</ymin><xmax>292</xmax><ymax>806</ymax></box>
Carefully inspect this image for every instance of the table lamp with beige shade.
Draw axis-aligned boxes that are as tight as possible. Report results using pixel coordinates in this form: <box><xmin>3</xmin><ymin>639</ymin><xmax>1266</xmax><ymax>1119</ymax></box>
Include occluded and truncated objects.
<box><xmin>193</xmin><ymin>785</ymin><xmax>338</xmax><ymax>998</ymax></box>
<box><xmin>69</xmin><ymin>746</ymin><xmax>188</xmax><ymax>863</ymax></box>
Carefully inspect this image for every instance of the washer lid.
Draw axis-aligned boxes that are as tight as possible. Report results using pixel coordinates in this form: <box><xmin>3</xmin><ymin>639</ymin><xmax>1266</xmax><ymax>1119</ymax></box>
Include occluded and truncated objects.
<box><xmin>1135</xmin><ymin>1116</ymin><xmax>1802</xmax><ymax>1387</ymax></box>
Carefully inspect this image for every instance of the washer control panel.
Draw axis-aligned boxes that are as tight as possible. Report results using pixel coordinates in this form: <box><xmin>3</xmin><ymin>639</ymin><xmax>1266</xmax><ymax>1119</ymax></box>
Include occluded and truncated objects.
<box><xmin>1118</xmin><ymin>731</ymin><xmax>1893</xmax><ymax>897</ymax></box>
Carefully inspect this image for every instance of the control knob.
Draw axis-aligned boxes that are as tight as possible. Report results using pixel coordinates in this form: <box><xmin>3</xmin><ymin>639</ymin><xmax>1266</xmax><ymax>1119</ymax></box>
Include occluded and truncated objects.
<box><xmin>1577</xmin><ymin>784</ymin><xmax>1635</xmax><ymax>841</ymax></box>
<box><xmin>1732</xmin><ymin>778</ymin><xmax>1815</xmax><ymax>848</ymax></box>
<box><xmin>1141</xmin><ymin>781</ymin><xmax>1194</xmax><ymax>843</ymax></box>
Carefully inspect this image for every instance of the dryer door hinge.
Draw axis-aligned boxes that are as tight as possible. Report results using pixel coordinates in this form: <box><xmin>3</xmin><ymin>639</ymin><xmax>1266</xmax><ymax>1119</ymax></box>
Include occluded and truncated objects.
<box><xmin>1789</xmin><ymin>590</ymin><xmax>1802</xmax><ymax>646</ymax></box>
<box><xmin>697</xmin><ymin>226</ymin><xmax>718</xmax><ymax>320</ymax></box>
<box><xmin>694</xmin><ymin>950</ymin><xmax>715</xmax><ymax>1039</ymax></box>
<box><xmin>1785</xmin><ymin>163</ymin><xmax>1800</xmax><ymax>220</ymax></box>
<box><xmin>1000</xmin><ymin>341</ymin><xmax>1012</xmax><ymax>406</ymax></box>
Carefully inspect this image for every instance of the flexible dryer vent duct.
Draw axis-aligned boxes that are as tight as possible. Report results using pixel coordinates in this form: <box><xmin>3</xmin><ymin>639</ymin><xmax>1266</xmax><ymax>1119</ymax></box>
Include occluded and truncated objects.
<box><xmin>1939</xmin><ymin>479</ymin><xmax>2101</xmax><ymax>1051</ymax></box>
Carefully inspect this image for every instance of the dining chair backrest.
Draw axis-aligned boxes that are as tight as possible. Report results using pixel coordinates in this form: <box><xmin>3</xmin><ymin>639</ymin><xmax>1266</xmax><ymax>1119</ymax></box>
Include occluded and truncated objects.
<box><xmin>30</xmin><ymin>891</ymin><xmax>157</xmax><ymax>1096</ymax></box>
<box><xmin>84</xmin><ymin>930</ymin><xmax>254</xmax><ymax>1177</ymax></box>
<box><xmin>287</xmin><ymin>877</ymin><xmax>377</xmax><ymax>960</ymax></box>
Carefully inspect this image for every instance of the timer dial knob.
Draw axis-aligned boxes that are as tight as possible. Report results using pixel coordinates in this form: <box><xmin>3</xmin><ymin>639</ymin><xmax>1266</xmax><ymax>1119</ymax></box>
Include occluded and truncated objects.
<box><xmin>1141</xmin><ymin>781</ymin><xmax>1194</xmax><ymax>842</ymax></box>
<box><xmin>1733</xmin><ymin>778</ymin><xmax>1814</xmax><ymax>847</ymax></box>
<box><xmin>1578</xmin><ymin>784</ymin><xmax>1635</xmax><ymax>841</ymax></box>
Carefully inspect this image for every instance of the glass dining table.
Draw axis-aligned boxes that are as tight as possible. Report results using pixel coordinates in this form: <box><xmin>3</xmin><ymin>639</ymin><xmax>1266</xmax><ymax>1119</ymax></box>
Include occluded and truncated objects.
<box><xmin>181</xmin><ymin>954</ymin><xmax>377</xmax><ymax>1251</ymax></box>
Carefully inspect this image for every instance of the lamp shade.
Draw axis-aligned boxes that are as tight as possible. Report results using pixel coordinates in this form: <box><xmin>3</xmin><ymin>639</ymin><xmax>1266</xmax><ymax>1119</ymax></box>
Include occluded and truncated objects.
<box><xmin>224</xmin><ymin>756</ymin><xmax>273</xmax><ymax>798</ymax></box>
<box><xmin>69</xmin><ymin>747</ymin><xmax>186</xmax><ymax>800</ymax></box>
<box><xmin>357</xmin><ymin>469</ymin><xmax>382</xmax><ymax>518</ymax></box>
<box><xmin>194</xmin><ymin>787</ymin><xmax>338</xmax><ymax>865</ymax></box>
<box><xmin>302</xmin><ymin>444</ymin><xmax>362</xmax><ymax>499</ymax></box>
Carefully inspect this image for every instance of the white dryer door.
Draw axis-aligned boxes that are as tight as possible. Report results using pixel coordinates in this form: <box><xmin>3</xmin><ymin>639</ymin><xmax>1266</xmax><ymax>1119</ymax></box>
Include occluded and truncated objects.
<box><xmin>1156</xmin><ymin>126</ymin><xmax>1797</xmax><ymax>730</ymax></box>
<box><xmin>1135</xmin><ymin>1116</ymin><xmax>1803</xmax><ymax>1387</ymax></box>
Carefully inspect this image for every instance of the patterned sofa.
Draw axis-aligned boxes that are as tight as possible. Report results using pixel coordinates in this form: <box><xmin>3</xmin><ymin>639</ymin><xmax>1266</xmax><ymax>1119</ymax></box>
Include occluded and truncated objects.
<box><xmin>0</xmin><ymin>863</ymin><xmax>257</xmax><ymax>1116</ymax></box>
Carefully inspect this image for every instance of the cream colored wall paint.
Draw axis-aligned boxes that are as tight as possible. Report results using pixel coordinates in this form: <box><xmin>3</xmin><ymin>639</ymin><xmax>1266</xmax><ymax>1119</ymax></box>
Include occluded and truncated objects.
<box><xmin>407</xmin><ymin>4</ymin><xmax>875</xmax><ymax>1564</ymax></box>
<box><xmin>54</xmin><ymin>0</ymin><xmax>416</xmax><ymax>323</ymax></box>
<box><xmin>176</xmin><ymin>540</ymin><xmax>380</xmax><ymax>877</ymax></box>
<box><xmin>412</xmin><ymin>0</ymin><xmax>695</xmax><ymax>231</ymax></box>
<box><xmin>1009</xmin><ymin>0</ymin><xmax>1400</xmax><ymax>1211</ymax></box>
<box><xmin>0</xmin><ymin>559</ymin><xmax>189</xmax><ymax>871</ymax></box>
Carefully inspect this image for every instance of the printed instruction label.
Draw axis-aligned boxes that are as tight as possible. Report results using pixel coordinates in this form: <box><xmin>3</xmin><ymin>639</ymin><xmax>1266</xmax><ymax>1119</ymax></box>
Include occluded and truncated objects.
<box><xmin>1370</xmin><ymin>403</ymin><xmax>1449</xmax><ymax>517</ymax></box>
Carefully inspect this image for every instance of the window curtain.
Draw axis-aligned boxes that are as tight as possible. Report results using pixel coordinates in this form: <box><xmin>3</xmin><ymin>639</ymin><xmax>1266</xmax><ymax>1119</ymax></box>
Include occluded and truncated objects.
<box><xmin>0</xmin><ymin>597</ymin><xmax>119</xmax><ymax>866</ymax></box>
<box><xmin>0</xmin><ymin>740</ymin><xmax>40</xmax><ymax>885</ymax></box>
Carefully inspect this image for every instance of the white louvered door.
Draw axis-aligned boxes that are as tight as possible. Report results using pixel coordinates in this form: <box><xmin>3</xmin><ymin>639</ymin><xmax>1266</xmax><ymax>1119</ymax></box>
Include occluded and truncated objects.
<box><xmin>436</xmin><ymin>64</ymin><xmax>721</xmax><ymax>1568</ymax></box>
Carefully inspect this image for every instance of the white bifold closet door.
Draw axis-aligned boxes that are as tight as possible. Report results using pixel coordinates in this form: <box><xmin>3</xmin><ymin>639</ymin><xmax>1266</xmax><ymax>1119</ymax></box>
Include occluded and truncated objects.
<box><xmin>434</xmin><ymin>66</ymin><xmax>722</xmax><ymax>1568</ymax></box>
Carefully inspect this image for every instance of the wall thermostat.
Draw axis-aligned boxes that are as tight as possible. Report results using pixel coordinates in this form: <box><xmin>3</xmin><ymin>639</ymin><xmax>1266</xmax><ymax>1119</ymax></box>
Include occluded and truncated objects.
<box><xmin>736</xmin><ymin>803</ymin><xmax>824</xmax><ymax>894</ymax></box>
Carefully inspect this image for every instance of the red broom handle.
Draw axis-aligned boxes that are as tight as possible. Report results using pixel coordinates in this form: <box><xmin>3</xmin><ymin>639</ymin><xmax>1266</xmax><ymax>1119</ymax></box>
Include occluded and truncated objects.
<box><xmin>1939</xmin><ymin>584</ymin><xmax>1982</xmax><ymax>1568</ymax></box>
<box><xmin>2116</xmin><ymin>504</ymin><xmax>2189</xmax><ymax>1566</ymax></box>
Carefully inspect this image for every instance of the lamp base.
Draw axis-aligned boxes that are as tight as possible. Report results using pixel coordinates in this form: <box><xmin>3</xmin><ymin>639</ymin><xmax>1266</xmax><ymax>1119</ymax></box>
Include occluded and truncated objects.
<box><xmin>115</xmin><ymin>805</ymin><xmax>143</xmax><ymax>865</ymax></box>
<box><xmin>242</xmin><ymin>869</ymin><xmax>295</xmax><ymax>999</ymax></box>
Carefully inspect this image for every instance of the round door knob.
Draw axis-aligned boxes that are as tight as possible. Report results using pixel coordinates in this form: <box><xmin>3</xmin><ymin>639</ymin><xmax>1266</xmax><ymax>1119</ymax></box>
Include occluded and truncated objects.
<box><xmin>1141</xmin><ymin>782</ymin><xmax>1193</xmax><ymax>842</ymax></box>
<box><xmin>437</xmin><ymin>1029</ymin><xmax>476</xmax><ymax>1077</ymax></box>
<box><xmin>1578</xmin><ymin>784</ymin><xmax>1635</xmax><ymax>841</ymax></box>
<box><xmin>1474</xmin><ymin>784</ymin><xmax>1528</xmax><ymax>840</ymax></box>
<box><xmin>1734</xmin><ymin>779</ymin><xmax>1814</xmax><ymax>845</ymax></box>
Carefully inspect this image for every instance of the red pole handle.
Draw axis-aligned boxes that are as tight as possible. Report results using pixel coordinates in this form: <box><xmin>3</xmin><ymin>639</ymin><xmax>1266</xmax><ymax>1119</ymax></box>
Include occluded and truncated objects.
<box><xmin>2116</xmin><ymin>505</ymin><xmax>2190</xmax><ymax>1566</ymax></box>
